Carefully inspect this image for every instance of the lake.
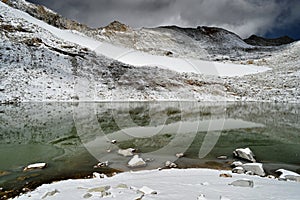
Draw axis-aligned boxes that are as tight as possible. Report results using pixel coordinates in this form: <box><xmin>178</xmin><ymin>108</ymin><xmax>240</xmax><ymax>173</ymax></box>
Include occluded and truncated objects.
<box><xmin>0</xmin><ymin>102</ymin><xmax>299</xmax><ymax>198</ymax></box>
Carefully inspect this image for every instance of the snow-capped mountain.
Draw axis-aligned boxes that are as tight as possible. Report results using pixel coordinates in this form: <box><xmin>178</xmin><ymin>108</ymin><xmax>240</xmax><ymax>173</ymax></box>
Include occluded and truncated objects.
<box><xmin>0</xmin><ymin>0</ymin><xmax>299</xmax><ymax>103</ymax></box>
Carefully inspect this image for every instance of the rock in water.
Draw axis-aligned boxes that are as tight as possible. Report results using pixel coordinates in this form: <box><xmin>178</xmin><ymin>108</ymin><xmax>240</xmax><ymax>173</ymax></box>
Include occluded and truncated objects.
<box><xmin>242</xmin><ymin>163</ymin><xmax>265</xmax><ymax>176</ymax></box>
<box><xmin>233</xmin><ymin>147</ymin><xmax>256</xmax><ymax>162</ymax></box>
<box><xmin>111</xmin><ymin>140</ymin><xmax>117</xmax><ymax>144</ymax></box>
<box><xmin>165</xmin><ymin>161</ymin><xmax>177</xmax><ymax>168</ymax></box>
<box><xmin>176</xmin><ymin>153</ymin><xmax>184</xmax><ymax>158</ymax></box>
<box><xmin>93</xmin><ymin>161</ymin><xmax>109</xmax><ymax>168</ymax></box>
<box><xmin>118</xmin><ymin>148</ymin><xmax>135</xmax><ymax>157</ymax></box>
<box><xmin>128</xmin><ymin>155</ymin><xmax>146</xmax><ymax>168</ymax></box>
<box><xmin>217</xmin><ymin>155</ymin><xmax>228</xmax><ymax>160</ymax></box>
<box><xmin>276</xmin><ymin>169</ymin><xmax>300</xmax><ymax>182</ymax></box>
<box><xmin>229</xmin><ymin>179</ymin><xmax>254</xmax><ymax>188</ymax></box>
<box><xmin>231</xmin><ymin>161</ymin><xmax>243</xmax><ymax>167</ymax></box>
<box><xmin>24</xmin><ymin>163</ymin><xmax>47</xmax><ymax>171</ymax></box>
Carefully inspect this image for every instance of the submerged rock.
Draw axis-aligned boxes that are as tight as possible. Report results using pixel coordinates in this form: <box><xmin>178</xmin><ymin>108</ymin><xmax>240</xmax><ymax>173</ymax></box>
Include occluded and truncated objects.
<box><xmin>128</xmin><ymin>155</ymin><xmax>146</xmax><ymax>168</ymax></box>
<box><xmin>233</xmin><ymin>148</ymin><xmax>256</xmax><ymax>162</ymax></box>
<box><xmin>24</xmin><ymin>163</ymin><xmax>47</xmax><ymax>171</ymax></box>
<box><xmin>229</xmin><ymin>179</ymin><xmax>254</xmax><ymax>187</ymax></box>
<box><xmin>242</xmin><ymin>163</ymin><xmax>265</xmax><ymax>176</ymax></box>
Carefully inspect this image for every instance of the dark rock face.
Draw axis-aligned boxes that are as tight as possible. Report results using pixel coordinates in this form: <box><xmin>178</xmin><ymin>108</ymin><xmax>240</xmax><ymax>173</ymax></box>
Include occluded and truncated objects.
<box><xmin>244</xmin><ymin>35</ymin><xmax>295</xmax><ymax>46</ymax></box>
<box><xmin>160</xmin><ymin>25</ymin><xmax>243</xmax><ymax>41</ymax></box>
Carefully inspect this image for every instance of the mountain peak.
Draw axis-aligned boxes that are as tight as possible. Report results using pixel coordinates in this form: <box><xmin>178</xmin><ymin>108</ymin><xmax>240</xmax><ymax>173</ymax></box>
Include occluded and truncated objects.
<box><xmin>103</xmin><ymin>20</ymin><xmax>131</xmax><ymax>32</ymax></box>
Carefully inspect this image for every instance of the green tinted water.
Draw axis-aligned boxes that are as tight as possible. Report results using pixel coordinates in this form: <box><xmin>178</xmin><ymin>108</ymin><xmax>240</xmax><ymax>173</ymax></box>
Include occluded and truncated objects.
<box><xmin>0</xmin><ymin>102</ymin><xmax>299</xmax><ymax>198</ymax></box>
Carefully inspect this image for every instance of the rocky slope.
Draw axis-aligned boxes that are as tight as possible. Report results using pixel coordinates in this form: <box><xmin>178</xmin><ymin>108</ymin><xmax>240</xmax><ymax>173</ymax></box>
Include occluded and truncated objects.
<box><xmin>93</xmin><ymin>22</ymin><xmax>279</xmax><ymax>61</ymax></box>
<box><xmin>0</xmin><ymin>0</ymin><xmax>299</xmax><ymax>103</ymax></box>
<box><xmin>2</xmin><ymin>0</ymin><xmax>91</xmax><ymax>32</ymax></box>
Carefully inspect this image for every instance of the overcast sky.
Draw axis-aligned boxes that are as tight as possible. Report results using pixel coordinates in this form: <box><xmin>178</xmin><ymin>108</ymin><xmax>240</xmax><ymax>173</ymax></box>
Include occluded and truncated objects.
<box><xmin>27</xmin><ymin>0</ymin><xmax>300</xmax><ymax>39</ymax></box>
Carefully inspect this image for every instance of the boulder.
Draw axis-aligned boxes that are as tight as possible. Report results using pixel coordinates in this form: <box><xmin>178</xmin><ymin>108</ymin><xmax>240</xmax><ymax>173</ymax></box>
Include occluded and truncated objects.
<box><xmin>242</xmin><ymin>163</ymin><xmax>265</xmax><ymax>176</ymax></box>
<box><xmin>219</xmin><ymin>173</ymin><xmax>232</xmax><ymax>178</ymax></box>
<box><xmin>128</xmin><ymin>155</ymin><xmax>146</xmax><ymax>168</ymax></box>
<box><xmin>232</xmin><ymin>167</ymin><xmax>245</xmax><ymax>174</ymax></box>
<box><xmin>231</xmin><ymin>161</ymin><xmax>243</xmax><ymax>167</ymax></box>
<box><xmin>93</xmin><ymin>161</ymin><xmax>109</xmax><ymax>168</ymax></box>
<box><xmin>217</xmin><ymin>155</ymin><xmax>228</xmax><ymax>160</ymax></box>
<box><xmin>176</xmin><ymin>153</ymin><xmax>184</xmax><ymax>158</ymax></box>
<box><xmin>276</xmin><ymin>169</ymin><xmax>300</xmax><ymax>182</ymax></box>
<box><xmin>233</xmin><ymin>147</ymin><xmax>256</xmax><ymax>162</ymax></box>
<box><xmin>111</xmin><ymin>140</ymin><xmax>117</xmax><ymax>144</ymax></box>
<box><xmin>165</xmin><ymin>161</ymin><xmax>177</xmax><ymax>168</ymax></box>
<box><xmin>118</xmin><ymin>148</ymin><xmax>135</xmax><ymax>157</ymax></box>
<box><xmin>23</xmin><ymin>163</ymin><xmax>47</xmax><ymax>171</ymax></box>
<box><xmin>229</xmin><ymin>179</ymin><xmax>254</xmax><ymax>187</ymax></box>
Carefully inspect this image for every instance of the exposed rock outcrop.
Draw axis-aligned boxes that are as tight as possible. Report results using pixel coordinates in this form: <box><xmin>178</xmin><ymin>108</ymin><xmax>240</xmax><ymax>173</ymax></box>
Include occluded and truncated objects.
<box><xmin>244</xmin><ymin>35</ymin><xmax>295</xmax><ymax>46</ymax></box>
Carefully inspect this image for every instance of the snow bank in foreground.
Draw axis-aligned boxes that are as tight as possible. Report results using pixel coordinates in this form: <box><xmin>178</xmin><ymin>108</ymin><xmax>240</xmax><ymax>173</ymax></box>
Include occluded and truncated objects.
<box><xmin>14</xmin><ymin>169</ymin><xmax>299</xmax><ymax>200</ymax></box>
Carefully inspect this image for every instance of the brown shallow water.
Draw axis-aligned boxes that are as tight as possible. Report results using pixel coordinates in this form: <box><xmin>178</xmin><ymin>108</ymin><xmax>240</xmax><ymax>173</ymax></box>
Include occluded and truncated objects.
<box><xmin>0</xmin><ymin>102</ymin><xmax>299</xmax><ymax>199</ymax></box>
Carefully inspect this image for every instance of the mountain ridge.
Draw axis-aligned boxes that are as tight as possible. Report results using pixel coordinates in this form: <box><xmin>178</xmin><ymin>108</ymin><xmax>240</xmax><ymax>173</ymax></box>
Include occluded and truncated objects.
<box><xmin>0</xmin><ymin>0</ymin><xmax>299</xmax><ymax>104</ymax></box>
<box><xmin>244</xmin><ymin>34</ymin><xmax>295</xmax><ymax>46</ymax></box>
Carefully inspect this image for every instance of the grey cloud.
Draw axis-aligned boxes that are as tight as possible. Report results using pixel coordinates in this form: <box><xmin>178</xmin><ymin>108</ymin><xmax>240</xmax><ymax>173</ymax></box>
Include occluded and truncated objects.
<box><xmin>28</xmin><ymin>0</ymin><xmax>300</xmax><ymax>38</ymax></box>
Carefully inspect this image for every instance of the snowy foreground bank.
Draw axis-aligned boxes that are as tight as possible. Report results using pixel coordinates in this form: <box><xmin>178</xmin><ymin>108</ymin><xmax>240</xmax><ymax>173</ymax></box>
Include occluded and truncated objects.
<box><xmin>14</xmin><ymin>168</ymin><xmax>299</xmax><ymax>200</ymax></box>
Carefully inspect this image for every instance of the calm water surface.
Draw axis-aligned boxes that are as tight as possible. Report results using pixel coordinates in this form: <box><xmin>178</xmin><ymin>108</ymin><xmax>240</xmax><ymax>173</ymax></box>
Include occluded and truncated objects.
<box><xmin>0</xmin><ymin>102</ymin><xmax>299</xmax><ymax>198</ymax></box>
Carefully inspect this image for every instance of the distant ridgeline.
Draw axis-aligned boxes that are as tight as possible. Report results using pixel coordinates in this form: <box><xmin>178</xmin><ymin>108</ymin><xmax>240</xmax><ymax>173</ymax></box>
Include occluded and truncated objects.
<box><xmin>244</xmin><ymin>35</ymin><xmax>295</xmax><ymax>46</ymax></box>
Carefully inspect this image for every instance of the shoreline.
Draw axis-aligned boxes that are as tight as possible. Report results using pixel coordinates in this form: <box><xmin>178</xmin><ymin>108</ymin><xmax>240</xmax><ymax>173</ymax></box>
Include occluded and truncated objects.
<box><xmin>10</xmin><ymin>168</ymin><xmax>300</xmax><ymax>200</ymax></box>
<box><xmin>2</xmin><ymin>161</ymin><xmax>299</xmax><ymax>200</ymax></box>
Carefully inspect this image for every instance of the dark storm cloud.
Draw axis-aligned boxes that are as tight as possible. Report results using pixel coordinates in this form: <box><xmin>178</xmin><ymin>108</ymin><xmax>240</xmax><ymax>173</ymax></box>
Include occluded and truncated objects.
<box><xmin>27</xmin><ymin>0</ymin><xmax>300</xmax><ymax>39</ymax></box>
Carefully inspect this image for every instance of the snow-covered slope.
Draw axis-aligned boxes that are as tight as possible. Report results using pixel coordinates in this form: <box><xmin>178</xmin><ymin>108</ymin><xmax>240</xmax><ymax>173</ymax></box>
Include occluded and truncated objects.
<box><xmin>0</xmin><ymin>0</ymin><xmax>299</xmax><ymax>103</ymax></box>
<box><xmin>0</xmin><ymin>1</ymin><xmax>270</xmax><ymax>77</ymax></box>
<box><xmin>95</xmin><ymin>22</ymin><xmax>280</xmax><ymax>61</ymax></box>
<box><xmin>13</xmin><ymin>168</ymin><xmax>300</xmax><ymax>200</ymax></box>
